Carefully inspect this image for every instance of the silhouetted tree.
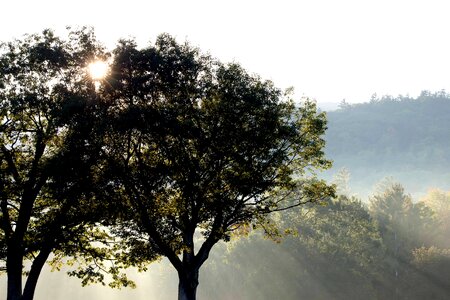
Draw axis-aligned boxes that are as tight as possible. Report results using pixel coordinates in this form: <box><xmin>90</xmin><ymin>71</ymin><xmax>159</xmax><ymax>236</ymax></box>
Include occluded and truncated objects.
<box><xmin>0</xmin><ymin>28</ymin><xmax>120</xmax><ymax>300</ymax></box>
<box><xmin>99</xmin><ymin>35</ymin><xmax>334</xmax><ymax>300</ymax></box>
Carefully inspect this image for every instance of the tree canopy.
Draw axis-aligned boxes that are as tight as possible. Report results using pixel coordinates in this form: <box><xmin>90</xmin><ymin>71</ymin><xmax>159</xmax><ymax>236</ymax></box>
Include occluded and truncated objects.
<box><xmin>92</xmin><ymin>34</ymin><xmax>333</xmax><ymax>300</ymax></box>
<box><xmin>0</xmin><ymin>28</ymin><xmax>123</xmax><ymax>300</ymax></box>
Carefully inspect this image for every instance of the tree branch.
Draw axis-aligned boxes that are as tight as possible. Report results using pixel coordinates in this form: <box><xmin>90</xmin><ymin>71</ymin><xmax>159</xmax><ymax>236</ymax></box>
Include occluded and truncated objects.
<box><xmin>1</xmin><ymin>144</ymin><xmax>22</xmax><ymax>184</ymax></box>
<box><xmin>194</xmin><ymin>212</ymin><xmax>223</xmax><ymax>268</ymax></box>
<box><xmin>123</xmin><ymin>180</ymin><xmax>183</xmax><ymax>272</ymax></box>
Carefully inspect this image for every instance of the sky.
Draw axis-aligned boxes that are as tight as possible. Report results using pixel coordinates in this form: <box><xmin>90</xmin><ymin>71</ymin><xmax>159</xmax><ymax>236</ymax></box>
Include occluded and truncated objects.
<box><xmin>2</xmin><ymin>0</ymin><xmax>450</xmax><ymax>103</ymax></box>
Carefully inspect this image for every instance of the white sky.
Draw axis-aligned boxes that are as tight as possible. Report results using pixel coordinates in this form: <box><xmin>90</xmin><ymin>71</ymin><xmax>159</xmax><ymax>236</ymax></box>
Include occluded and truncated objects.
<box><xmin>2</xmin><ymin>0</ymin><xmax>450</xmax><ymax>103</ymax></box>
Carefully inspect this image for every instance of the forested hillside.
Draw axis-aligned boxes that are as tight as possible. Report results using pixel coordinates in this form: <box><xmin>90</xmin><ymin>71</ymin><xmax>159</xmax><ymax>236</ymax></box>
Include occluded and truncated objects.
<box><xmin>324</xmin><ymin>91</ymin><xmax>450</xmax><ymax>196</ymax></box>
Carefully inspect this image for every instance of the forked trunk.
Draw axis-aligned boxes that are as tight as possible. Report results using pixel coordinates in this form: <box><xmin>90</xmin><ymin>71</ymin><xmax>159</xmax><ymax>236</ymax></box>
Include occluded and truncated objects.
<box><xmin>178</xmin><ymin>269</ymin><xmax>199</xmax><ymax>300</ymax></box>
<box><xmin>22</xmin><ymin>248</ymin><xmax>52</xmax><ymax>300</ymax></box>
<box><xmin>7</xmin><ymin>245</ymin><xmax>52</xmax><ymax>300</ymax></box>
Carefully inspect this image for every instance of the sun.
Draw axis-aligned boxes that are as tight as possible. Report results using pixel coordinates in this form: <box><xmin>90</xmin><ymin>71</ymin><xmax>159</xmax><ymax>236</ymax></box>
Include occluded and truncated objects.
<box><xmin>88</xmin><ymin>60</ymin><xmax>108</xmax><ymax>80</ymax></box>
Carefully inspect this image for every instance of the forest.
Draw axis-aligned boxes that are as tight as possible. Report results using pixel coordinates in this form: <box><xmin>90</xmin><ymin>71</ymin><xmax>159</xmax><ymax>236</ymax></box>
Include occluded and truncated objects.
<box><xmin>1</xmin><ymin>28</ymin><xmax>450</xmax><ymax>300</ymax></box>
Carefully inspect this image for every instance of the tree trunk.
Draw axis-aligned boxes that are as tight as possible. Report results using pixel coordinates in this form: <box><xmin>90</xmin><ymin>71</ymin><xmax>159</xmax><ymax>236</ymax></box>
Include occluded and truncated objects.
<box><xmin>22</xmin><ymin>248</ymin><xmax>52</xmax><ymax>300</ymax></box>
<box><xmin>178</xmin><ymin>269</ymin><xmax>199</xmax><ymax>300</ymax></box>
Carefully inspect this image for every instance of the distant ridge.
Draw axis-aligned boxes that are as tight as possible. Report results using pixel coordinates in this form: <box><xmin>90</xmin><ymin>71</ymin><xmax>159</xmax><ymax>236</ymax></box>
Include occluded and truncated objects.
<box><xmin>323</xmin><ymin>90</ymin><xmax>450</xmax><ymax>197</ymax></box>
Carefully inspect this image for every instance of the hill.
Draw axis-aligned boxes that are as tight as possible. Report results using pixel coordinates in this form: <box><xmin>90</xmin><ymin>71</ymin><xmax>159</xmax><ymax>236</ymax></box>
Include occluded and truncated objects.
<box><xmin>323</xmin><ymin>91</ymin><xmax>450</xmax><ymax>197</ymax></box>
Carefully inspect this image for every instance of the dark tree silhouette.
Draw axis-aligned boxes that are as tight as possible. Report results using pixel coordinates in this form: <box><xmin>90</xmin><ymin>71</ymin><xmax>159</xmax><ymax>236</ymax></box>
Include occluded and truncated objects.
<box><xmin>99</xmin><ymin>35</ymin><xmax>334</xmax><ymax>300</ymax></box>
<box><xmin>0</xmin><ymin>28</ymin><xmax>117</xmax><ymax>300</ymax></box>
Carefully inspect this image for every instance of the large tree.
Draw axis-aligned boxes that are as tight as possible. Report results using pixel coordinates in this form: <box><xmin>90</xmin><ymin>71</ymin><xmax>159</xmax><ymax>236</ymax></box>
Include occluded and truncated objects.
<box><xmin>0</xmin><ymin>29</ymin><xmax>117</xmax><ymax>300</ymax></box>
<box><xmin>99</xmin><ymin>35</ymin><xmax>334</xmax><ymax>300</ymax></box>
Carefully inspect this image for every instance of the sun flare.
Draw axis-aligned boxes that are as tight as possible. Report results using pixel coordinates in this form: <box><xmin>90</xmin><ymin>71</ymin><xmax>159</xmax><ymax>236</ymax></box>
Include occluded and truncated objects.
<box><xmin>88</xmin><ymin>60</ymin><xmax>108</xmax><ymax>80</ymax></box>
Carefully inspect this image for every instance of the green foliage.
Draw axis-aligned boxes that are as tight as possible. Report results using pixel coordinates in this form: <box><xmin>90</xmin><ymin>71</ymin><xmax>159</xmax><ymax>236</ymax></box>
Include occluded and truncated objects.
<box><xmin>369</xmin><ymin>180</ymin><xmax>436</xmax><ymax>255</ymax></box>
<box><xmin>367</xmin><ymin>180</ymin><xmax>439</xmax><ymax>299</ymax></box>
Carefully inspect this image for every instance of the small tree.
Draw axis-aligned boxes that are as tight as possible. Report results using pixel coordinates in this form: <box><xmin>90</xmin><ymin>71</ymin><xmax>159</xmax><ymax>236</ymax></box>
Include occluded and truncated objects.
<box><xmin>369</xmin><ymin>180</ymin><xmax>436</xmax><ymax>298</ymax></box>
<box><xmin>332</xmin><ymin>167</ymin><xmax>351</xmax><ymax>197</ymax></box>
<box><xmin>0</xmin><ymin>29</ymin><xmax>117</xmax><ymax>300</ymax></box>
<box><xmin>100</xmin><ymin>35</ymin><xmax>334</xmax><ymax>300</ymax></box>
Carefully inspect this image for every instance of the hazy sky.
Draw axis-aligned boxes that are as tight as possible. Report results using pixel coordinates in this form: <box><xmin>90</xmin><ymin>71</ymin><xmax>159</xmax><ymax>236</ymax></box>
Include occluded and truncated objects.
<box><xmin>2</xmin><ymin>0</ymin><xmax>450</xmax><ymax>103</ymax></box>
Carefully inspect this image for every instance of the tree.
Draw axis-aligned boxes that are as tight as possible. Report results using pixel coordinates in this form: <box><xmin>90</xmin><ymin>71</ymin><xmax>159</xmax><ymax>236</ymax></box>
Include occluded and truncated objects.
<box><xmin>99</xmin><ymin>35</ymin><xmax>334</xmax><ymax>300</ymax></box>
<box><xmin>368</xmin><ymin>179</ymin><xmax>436</xmax><ymax>298</ymax></box>
<box><xmin>338</xmin><ymin>99</ymin><xmax>351</xmax><ymax>110</ymax></box>
<box><xmin>0</xmin><ymin>28</ymin><xmax>118</xmax><ymax>300</ymax></box>
<box><xmin>332</xmin><ymin>167</ymin><xmax>351</xmax><ymax>197</ymax></box>
<box><xmin>420</xmin><ymin>189</ymin><xmax>450</xmax><ymax>247</ymax></box>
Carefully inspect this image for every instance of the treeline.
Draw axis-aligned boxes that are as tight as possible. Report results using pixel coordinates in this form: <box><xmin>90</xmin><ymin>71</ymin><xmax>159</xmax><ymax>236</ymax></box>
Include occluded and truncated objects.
<box><xmin>324</xmin><ymin>91</ymin><xmax>450</xmax><ymax>196</ymax></box>
<box><xmin>197</xmin><ymin>181</ymin><xmax>450</xmax><ymax>300</ymax></box>
<box><xmin>327</xmin><ymin>90</ymin><xmax>450</xmax><ymax>168</ymax></box>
